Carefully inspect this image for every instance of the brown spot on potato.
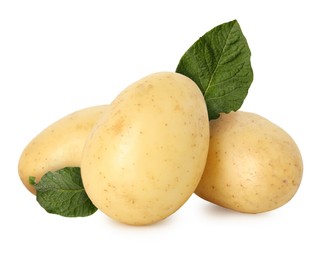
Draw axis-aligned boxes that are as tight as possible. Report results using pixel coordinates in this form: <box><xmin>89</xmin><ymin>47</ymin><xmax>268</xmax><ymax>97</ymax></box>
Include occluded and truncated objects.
<box><xmin>110</xmin><ymin>118</ymin><xmax>125</xmax><ymax>135</ymax></box>
<box><xmin>174</xmin><ymin>104</ymin><xmax>182</xmax><ymax>111</ymax></box>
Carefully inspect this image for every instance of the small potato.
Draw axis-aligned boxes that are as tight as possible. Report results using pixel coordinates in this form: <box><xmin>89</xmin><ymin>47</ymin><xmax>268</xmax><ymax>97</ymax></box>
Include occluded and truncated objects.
<box><xmin>18</xmin><ymin>105</ymin><xmax>108</xmax><ymax>194</ymax></box>
<box><xmin>81</xmin><ymin>72</ymin><xmax>209</xmax><ymax>225</ymax></box>
<box><xmin>195</xmin><ymin>111</ymin><xmax>303</xmax><ymax>213</ymax></box>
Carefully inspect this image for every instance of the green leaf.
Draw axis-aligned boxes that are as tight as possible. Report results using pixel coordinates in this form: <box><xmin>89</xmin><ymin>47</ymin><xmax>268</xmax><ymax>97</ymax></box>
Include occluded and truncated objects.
<box><xmin>33</xmin><ymin>167</ymin><xmax>97</xmax><ymax>217</ymax></box>
<box><xmin>176</xmin><ymin>20</ymin><xmax>253</xmax><ymax>120</ymax></box>
<box><xmin>29</xmin><ymin>176</ymin><xmax>36</xmax><ymax>186</ymax></box>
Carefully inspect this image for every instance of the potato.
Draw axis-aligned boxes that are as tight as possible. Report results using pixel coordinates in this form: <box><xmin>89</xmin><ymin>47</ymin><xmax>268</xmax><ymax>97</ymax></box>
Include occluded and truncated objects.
<box><xmin>18</xmin><ymin>105</ymin><xmax>108</xmax><ymax>194</ymax></box>
<box><xmin>81</xmin><ymin>72</ymin><xmax>209</xmax><ymax>225</ymax></box>
<box><xmin>195</xmin><ymin>111</ymin><xmax>303</xmax><ymax>213</ymax></box>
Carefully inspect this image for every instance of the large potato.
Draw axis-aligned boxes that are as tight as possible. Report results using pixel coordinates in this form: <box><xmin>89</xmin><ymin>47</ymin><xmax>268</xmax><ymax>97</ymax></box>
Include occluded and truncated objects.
<box><xmin>81</xmin><ymin>72</ymin><xmax>209</xmax><ymax>225</ymax></box>
<box><xmin>195</xmin><ymin>111</ymin><xmax>303</xmax><ymax>213</ymax></box>
<box><xmin>18</xmin><ymin>105</ymin><xmax>108</xmax><ymax>194</ymax></box>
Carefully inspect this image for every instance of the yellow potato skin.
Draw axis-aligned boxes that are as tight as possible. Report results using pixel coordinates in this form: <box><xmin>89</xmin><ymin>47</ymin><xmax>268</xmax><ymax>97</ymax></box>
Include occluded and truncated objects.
<box><xmin>18</xmin><ymin>105</ymin><xmax>108</xmax><ymax>194</ymax></box>
<box><xmin>81</xmin><ymin>72</ymin><xmax>209</xmax><ymax>225</ymax></box>
<box><xmin>195</xmin><ymin>111</ymin><xmax>303</xmax><ymax>213</ymax></box>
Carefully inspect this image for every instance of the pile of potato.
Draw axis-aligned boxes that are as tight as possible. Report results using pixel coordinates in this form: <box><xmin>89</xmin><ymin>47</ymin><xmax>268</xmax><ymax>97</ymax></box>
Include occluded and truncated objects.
<box><xmin>18</xmin><ymin>72</ymin><xmax>303</xmax><ymax>225</ymax></box>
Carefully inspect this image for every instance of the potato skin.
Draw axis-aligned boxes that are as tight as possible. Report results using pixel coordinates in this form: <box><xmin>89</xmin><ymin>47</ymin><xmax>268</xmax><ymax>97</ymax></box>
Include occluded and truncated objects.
<box><xmin>18</xmin><ymin>105</ymin><xmax>108</xmax><ymax>194</ymax></box>
<box><xmin>195</xmin><ymin>111</ymin><xmax>303</xmax><ymax>213</ymax></box>
<box><xmin>81</xmin><ymin>72</ymin><xmax>209</xmax><ymax>225</ymax></box>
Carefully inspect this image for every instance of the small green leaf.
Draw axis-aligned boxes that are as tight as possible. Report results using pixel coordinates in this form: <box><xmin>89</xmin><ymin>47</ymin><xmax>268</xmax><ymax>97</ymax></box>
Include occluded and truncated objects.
<box><xmin>34</xmin><ymin>167</ymin><xmax>97</xmax><ymax>217</ymax></box>
<box><xmin>176</xmin><ymin>20</ymin><xmax>253</xmax><ymax>120</ymax></box>
<box><xmin>29</xmin><ymin>176</ymin><xmax>36</xmax><ymax>186</ymax></box>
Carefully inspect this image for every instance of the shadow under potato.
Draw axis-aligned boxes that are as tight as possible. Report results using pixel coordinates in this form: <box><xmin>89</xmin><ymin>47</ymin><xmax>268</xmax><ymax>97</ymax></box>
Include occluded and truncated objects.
<box><xmin>202</xmin><ymin>202</ymin><xmax>272</xmax><ymax>219</ymax></box>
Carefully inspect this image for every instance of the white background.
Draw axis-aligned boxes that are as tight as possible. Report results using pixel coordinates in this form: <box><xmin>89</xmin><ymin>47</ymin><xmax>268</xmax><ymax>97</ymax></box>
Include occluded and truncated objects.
<box><xmin>1</xmin><ymin>0</ymin><xmax>321</xmax><ymax>259</ymax></box>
